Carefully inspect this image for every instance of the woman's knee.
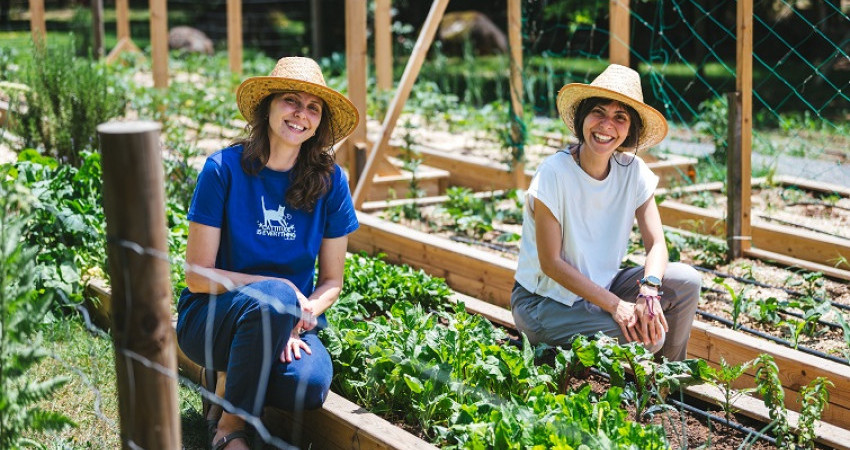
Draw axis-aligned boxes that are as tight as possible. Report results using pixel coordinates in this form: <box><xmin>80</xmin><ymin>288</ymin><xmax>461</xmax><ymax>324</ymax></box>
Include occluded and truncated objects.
<box><xmin>665</xmin><ymin>263</ymin><xmax>702</xmax><ymax>300</ymax></box>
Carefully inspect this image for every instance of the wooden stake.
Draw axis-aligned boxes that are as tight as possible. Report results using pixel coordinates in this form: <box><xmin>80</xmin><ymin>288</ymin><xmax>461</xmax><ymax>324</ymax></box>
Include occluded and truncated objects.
<box><xmin>729</xmin><ymin>0</ymin><xmax>753</xmax><ymax>257</ymax></box>
<box><xmin>609</xmin><ymin>0</ymin><xmax>630</xmax><ymax>66</ymax></box>
<box><xmin>150</xmin><ymin>0</ymin><xmax>169</xmax><ymax>88</ymax></box>
<box><xmin>106</xmin><ymin>0</ymin><xmax>143</xmax><ymax>65</ymax></box>
<box><xmin>508</xmin><ymin>0</ymin><xmax>526</xmax><ymax>189</ymax></box>
<box><xmin>116</xmin><ymin>0</ymin><xmax>130</xmax><ymax>41</ymax></box>
<box><xmin>98</xmin><ymin>121</ymin><xmax>180</xmax><ymax>449</ymax></box>
<box><xmin>345</xmin><ymin>0</ymin><xmax>368</xmax><ymax>175</ymax></box>
<box><xmin>227</xmin><ymin>0</ymin><xmax>243</xmax><ymax>75</ymax></box>
<box><xmin>28</xmin><ymin>0</ymin><xmax>46</xmax><ymax>45</ymax></box>
<box><xmin>91</xmin><ymin>0</ymin><xmax>105</xmax><ymax>58</ymax></box>
<box><xmin>351</xmin><ymin>0</ymin><xmax>449</xmax><ymax>208</ymax></box>
<box><xmin>375</xmin><ymin>0</ymin><xmax>393</xmax><ymax>91</ymax></box>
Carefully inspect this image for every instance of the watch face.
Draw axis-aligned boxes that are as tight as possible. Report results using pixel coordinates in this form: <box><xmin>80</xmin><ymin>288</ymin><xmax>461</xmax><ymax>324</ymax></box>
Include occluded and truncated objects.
<box><xmin>643</xmin><ymin>276</ymin><xmax>662</xmax><ymax>287</ymax></box>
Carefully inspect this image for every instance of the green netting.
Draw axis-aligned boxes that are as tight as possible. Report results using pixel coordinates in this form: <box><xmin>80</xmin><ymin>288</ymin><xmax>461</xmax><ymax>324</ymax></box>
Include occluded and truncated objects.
<box><xmin>500</xmin><ymin>0</ymin><xmax>849</xmax><ymax>182</ymax></box>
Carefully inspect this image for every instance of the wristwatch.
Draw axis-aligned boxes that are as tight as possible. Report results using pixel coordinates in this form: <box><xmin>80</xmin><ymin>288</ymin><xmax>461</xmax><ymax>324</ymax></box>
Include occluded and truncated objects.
<box><xmin>639</xmin><ymin>275</ymin><xmax>662</xmax><ymax>288</ymax></box>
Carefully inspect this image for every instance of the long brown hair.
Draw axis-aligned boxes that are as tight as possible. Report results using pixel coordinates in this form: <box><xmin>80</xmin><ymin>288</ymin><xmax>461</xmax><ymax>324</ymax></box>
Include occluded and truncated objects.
<box><xmin>235</xmin><ymin>93</ymin><xmax>337</xmax><ymax>212</ymax></box>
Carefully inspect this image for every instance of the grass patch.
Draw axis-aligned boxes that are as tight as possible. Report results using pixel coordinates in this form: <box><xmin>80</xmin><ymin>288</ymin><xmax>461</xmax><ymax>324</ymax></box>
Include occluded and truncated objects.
<box><xmin>26</xmin><ymin>314</ymin><xmax>210</xmax><ymax>449</ymax></box>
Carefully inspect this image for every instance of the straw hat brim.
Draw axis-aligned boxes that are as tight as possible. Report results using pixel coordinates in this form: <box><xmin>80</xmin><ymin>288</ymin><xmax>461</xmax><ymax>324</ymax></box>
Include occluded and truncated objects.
<box><xmin>557</xmin><ymin>84</ymin><xmax>668</xmax><ymax>150</ymax></box>
<box><xmin>236</xmin><ymin>77</ymin><xmax>359</xmax><ymax>145</ymax></box>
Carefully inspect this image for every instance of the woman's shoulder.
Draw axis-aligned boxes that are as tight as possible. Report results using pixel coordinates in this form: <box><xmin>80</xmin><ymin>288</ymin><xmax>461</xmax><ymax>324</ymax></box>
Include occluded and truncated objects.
<box><xmin>204</xmin><ymin>144</ymin><xmax>244</xmax><ymax>168</ymax></box>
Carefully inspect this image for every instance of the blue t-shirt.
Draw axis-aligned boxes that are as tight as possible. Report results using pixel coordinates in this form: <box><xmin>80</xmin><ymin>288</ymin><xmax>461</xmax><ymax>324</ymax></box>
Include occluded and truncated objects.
<box><xmin>188</xmin><ymin>145</ymin><xmax>359</xmax><ymax>299</ymax></box>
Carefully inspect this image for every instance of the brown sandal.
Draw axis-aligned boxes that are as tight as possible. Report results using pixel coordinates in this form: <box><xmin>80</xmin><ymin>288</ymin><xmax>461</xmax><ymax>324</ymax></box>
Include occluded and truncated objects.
<box><xmin>211</xmin><ymin>429</ymin><xmax>250</xmax><ymax>450</ymax></box>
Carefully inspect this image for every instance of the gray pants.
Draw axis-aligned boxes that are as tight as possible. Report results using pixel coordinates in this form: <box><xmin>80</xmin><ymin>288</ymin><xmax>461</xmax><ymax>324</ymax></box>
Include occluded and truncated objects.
<box><xmin>511</xmin><ymin>263</ymin><xmax>701</xmax><ymax>361</ymax></box>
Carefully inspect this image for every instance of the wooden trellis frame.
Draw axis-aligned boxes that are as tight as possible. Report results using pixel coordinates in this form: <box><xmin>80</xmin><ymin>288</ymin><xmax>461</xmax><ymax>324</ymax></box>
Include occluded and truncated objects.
<box><xmin>106</xmin><ymin>0</ymin><xmax>143</xmax><ymax>65</ymax></box>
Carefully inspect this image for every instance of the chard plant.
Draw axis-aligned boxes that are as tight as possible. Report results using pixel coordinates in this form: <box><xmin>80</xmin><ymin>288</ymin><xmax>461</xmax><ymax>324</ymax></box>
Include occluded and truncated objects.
<box><xmin>323</xmin><ymin>256</ymin><xmax>670</xmax><ymax>448</ymax></box>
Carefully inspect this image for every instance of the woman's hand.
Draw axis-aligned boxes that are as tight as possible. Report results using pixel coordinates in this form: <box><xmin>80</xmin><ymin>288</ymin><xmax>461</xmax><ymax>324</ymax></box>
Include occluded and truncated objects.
<box><xmin>612</xmin><ymin>300</ymin><xmax>641</xmax><ymax>343</ymax></box>
<box><xmin>282</xmin><ymin>329</ymin><xmax>312</xmax><ymax>363</ymax></box>
<box><xmin>634</xmin><ymin>288</ymin><xmax>668</xmax><ymax>346</ymax></box>
<box><xmin>295</xmin><ymin>296</ymin><xmax>318</xmax><ymax>333</ymax></box>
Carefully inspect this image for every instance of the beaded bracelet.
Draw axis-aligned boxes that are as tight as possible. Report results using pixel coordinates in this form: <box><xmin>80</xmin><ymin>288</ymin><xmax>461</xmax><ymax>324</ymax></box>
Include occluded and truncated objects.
<box><xmin>637</xmin><ymin>293</ymin><xmax>661</xmax><ymax>319</ymax></box>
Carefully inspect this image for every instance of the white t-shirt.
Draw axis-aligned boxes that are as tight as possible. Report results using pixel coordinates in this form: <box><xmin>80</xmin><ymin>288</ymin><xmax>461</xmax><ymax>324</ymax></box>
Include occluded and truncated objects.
<box><xmin>514</xmin><ymin>150</ymin><xmax>658</xmax><ymax>306</ymax></box>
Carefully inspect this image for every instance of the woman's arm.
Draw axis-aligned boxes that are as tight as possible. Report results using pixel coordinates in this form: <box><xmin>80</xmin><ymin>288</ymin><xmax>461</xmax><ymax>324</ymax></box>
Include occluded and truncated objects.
<box><xmin>635</xmin><ymin>196</ymin><xmax>667</xmax><ymax>281</ymax></box>
<box><xmin>634</xmin><ymin>196</ymin><xmax>669</xmax><ymax>342</ymax></box>
<box><xmin>184</xmin><ymin>221</ymin><xmax>303</xmax><ymax>296</ymax></box>
<box><xmin>533</xmin><ymin>198</ymin><xmax>640</xmax><ymax>342</ymax></box>
<box><xmin>303</xmin><ymin>235</ymin><xmax>348</xmax><ymax>319</ymax></box>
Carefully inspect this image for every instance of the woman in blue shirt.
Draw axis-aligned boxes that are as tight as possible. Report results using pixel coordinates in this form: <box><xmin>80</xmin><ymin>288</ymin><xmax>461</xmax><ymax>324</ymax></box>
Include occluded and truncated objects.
<box><xmin>176</xmin><ymin>57</ymin><xmax>360</xmax><ymax>450</ymax></box>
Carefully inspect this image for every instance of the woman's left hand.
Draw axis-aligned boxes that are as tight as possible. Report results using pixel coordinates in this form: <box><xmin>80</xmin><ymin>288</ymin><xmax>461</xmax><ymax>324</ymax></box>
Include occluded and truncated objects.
<box><xmin>282</xmin><ymin>330</ymin><xmax>312</xmax><ymax>363</ymax></box>
<box><xmin>634</xmin><ymin>288</ymin><xmax>668</xmax><ymax>346</ymax></box>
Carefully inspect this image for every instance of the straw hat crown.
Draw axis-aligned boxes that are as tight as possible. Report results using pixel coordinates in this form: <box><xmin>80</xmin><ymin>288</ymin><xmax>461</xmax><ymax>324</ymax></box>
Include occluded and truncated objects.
<box><xmin>236</xmin><ymin>57</ymin><xmax>359</xmax><ymax>145</ymax></box>
<box><xmin>556</xmin><ymin>64</ymin><xmax>668</xmax><ymax>150</ymax></box>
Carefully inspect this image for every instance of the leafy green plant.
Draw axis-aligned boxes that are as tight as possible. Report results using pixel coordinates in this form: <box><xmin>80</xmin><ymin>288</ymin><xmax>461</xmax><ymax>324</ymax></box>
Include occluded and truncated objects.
<box><xmin>694</xmin><ymin>96</ymin><xmax>728</xmax><ymax>163</ymax></box>
<box><xmin>324</xmin><ymin>256</ymin><xmax>671</xmax><ymax>448</ymax></box>
<box><xmin>0</xmin><ymin>173</ymin><xmax>75</xmax><ymax>447</ymax></box>
<box><xmin>714</xmin><ymin>278</ymin><xmax>748</xmax><ymax>330</ymax></box>
<box><xmin>747</xmin><ymin>296</ymin><xmax>781</xmax><ymax>325</ymax></box>
<box><xmin>754</xmin><ymin>354</ymin><xmax>790</xmax><ymax>447</ymax></box>
<box><xmin>832</xmin><ymin>310</ymin><xmax>850</xmax><ymax>362</ymax></box>
<box><xmin>707</xmin><ymin>357</ymin><xmax>754</xmax><ymax>422</ymax></box>
<box><xmin>438</xmin><ymin>187</ymin><xmax>494</xmax><ymax>239</ymax></box>
<box><xmin>795</xmin><ymin>377</ymin><xmax>833</xmax><ymax>449</ymax></box>
<box><xmin>12</xmin><ymin>39</ymin><xmax>126</xmax><ymax>167</ymax></box>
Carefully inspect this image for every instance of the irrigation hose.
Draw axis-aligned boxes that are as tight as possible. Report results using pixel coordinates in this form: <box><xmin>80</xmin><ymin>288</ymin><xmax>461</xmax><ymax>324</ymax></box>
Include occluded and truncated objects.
<box><xmin>701</xmin><ymin>285</ymin><xmax>843</xmax><ymax>330</ymax></box>
<box><xmin>695</xmin><ymin>309</ymin><xmax>849</xmax><ymax>365</ymax></box>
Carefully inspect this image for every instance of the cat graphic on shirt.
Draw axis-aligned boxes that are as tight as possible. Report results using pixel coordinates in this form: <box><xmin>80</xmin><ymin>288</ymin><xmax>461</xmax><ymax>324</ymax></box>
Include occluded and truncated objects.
<box><xmin>261</xmin><ymin>196</ymin><xmax>289</xmax><ymax>228</ymax></box>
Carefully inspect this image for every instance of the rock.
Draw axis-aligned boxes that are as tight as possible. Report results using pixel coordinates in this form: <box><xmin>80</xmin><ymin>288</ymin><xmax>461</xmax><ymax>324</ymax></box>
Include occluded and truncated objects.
<box><xmin>438</xmin><ymin>11</ymin><xmax>508</xmax><ymax>56</ymax></box>
<box><xmin>168</xmin><ymin>26</ymin><xmax>214</xmax><ymax>55</ymax></box>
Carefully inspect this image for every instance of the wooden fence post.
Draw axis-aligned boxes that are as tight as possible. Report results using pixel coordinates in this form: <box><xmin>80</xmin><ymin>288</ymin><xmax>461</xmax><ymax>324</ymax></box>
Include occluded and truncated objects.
<box><xmin>150</xmin><ymin>0</ymin><xmax>169</xmax><ymax>88</ymax></box>
<box><xmin>508</xmin><ymin>0</ymin><xmax>526</xmax><ymax>189</ymax></box>
<box><xmin>28</xmin><ymin>0</ymin><xmax>46</xmax><ymax>45</ymax></box>
<box><xmin>375</xmin><ymin>0</ymin><xmax>393</xmax><ymax>91</ymax></box>
<box><xmin>98</xmin><ymin>121</ymin><xmax>180</xmax><ymax>449</ymax></box>
<box><xmin>227</xmin><ymin>0</ymin><xmax>243</xmax><ymax>75</ymax></box>
<box><xmin>106</xmin><ymin>0</ymin><xmax>143</xmax><ymax>65</ymax></box>
<box><xmin>345</xmin><ymin>0</ymin><xmax>368</xmax><ymax>190</ymax></box>
<box><xmin>728</xmin><ymin>0</ymin><xmax>753</xmax><ymax>258</ymax></box>
<box><xmin>91</xmin><ymin>0</ymin><xmax>105</xmax><ymax>58</ymax></box>
<box><xmin>609</xmin><ymin>0</ymin><xmax>630</xmax><ymax>66</ymax></box>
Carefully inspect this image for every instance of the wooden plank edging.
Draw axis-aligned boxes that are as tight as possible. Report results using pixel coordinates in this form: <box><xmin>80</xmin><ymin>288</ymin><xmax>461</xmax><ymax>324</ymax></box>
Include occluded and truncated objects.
<box><xmin>84</xmin><ymin>281</ymin><xmax>435</xmax><ymax>450</ymax></box>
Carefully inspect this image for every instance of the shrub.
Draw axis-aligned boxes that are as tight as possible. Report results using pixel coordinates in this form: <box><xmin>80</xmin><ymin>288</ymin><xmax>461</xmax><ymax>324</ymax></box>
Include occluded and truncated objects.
<box><xmin>11</xmin><ymin>39</ymin><xmax>126</xmax><ymax>167</ymax></box>
<box><xmin>0</xmin><ymin>171</ymin><xmax>75</xmax><ymax>447</ymax></box>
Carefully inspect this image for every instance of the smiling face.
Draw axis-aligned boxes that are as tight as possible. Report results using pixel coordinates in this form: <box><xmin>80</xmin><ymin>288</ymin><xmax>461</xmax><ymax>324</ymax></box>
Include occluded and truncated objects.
<box><xmin>580</xmin><ymin>100</ymin><xmax>632</xmax><ymax>158</ymax></box>
<box><xmin>267</xmin><ymin>91</ymin><xmax>325</xmax><ymax>151</ymax></box>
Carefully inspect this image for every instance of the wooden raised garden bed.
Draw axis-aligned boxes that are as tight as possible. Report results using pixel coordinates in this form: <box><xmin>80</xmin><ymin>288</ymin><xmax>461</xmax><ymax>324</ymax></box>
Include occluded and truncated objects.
<box><xmin>657</xmin><ymin>175</ymin><xmax>850</xmax><ymax>279</ymax></box>
<box><xmin>348</xmin><ymin>211</ymin><xmax>850</xmax><ymax>435</ymax></box>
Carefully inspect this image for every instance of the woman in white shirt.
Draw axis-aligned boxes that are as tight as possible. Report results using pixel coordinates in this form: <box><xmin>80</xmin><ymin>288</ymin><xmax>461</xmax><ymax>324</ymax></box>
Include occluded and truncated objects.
<box><xmin>512</xmin><ymin>64</ymin><xmax>700</xmax><ymax>361</ymax></box>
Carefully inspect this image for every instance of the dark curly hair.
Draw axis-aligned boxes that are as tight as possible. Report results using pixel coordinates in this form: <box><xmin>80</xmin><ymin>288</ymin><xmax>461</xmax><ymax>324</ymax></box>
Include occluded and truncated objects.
<box><xmin>234</xmin><ymin>93</ymin><xmax>337</xmax><ymax>212</ymax></box>
<box><xmin>572</xmin><ymin>97</ymin><xmax>643</xmax><ymax>150</ymax></box>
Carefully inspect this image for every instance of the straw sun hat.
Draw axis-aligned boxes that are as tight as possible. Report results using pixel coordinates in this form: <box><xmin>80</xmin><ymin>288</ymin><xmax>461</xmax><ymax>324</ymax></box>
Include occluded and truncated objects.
<box><xmin>236</xmin><ymin>57</ymin><xmax>359</xmax><ymax>144</ymax></box>
<box><xmin>556</xmin><ymin>64</ymin><xmax>668</xmax><ymax>150</ymax></box>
